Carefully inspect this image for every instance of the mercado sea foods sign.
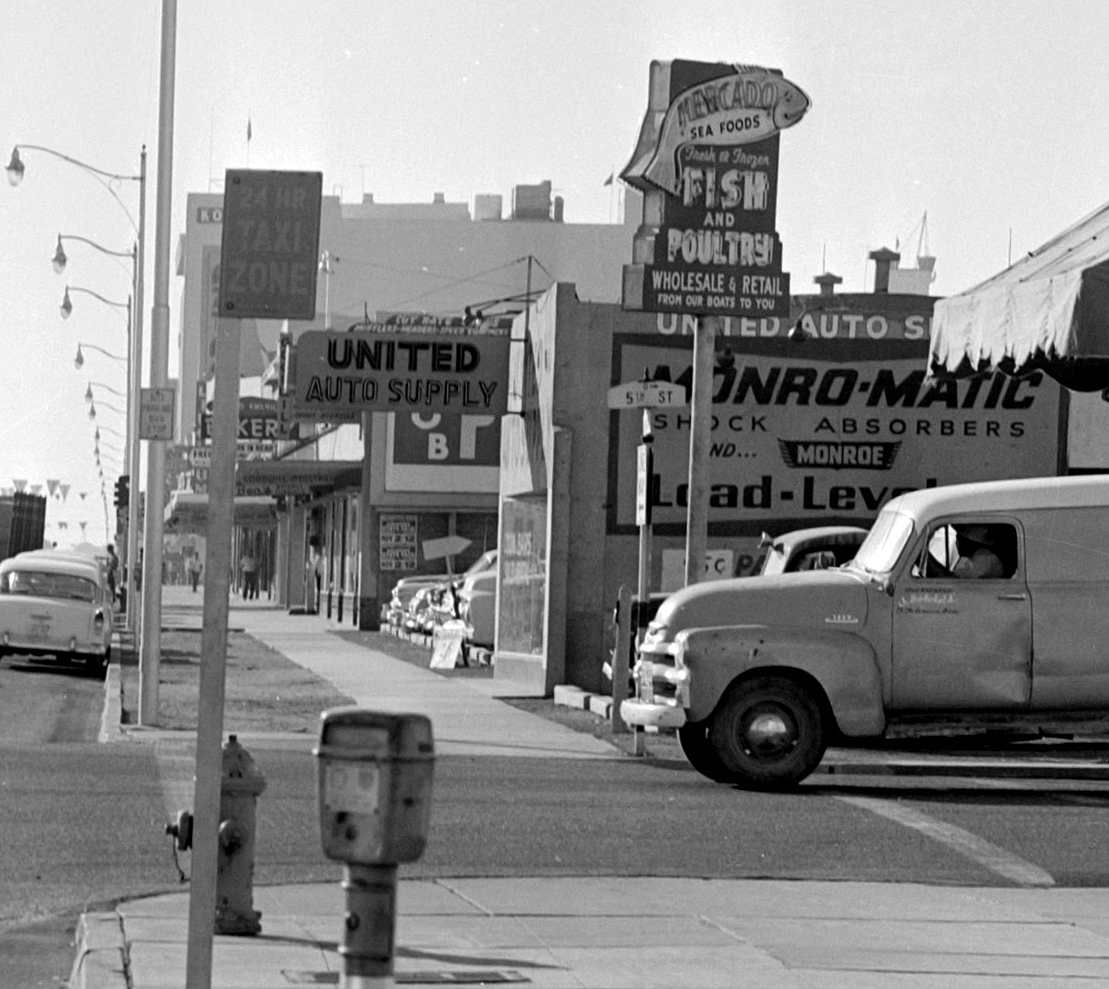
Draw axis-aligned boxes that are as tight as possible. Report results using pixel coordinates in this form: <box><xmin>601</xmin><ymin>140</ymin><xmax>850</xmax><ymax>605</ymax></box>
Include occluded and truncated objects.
<box><xmin>622</xmin><ymin>60</ymin><xmax>810</xmax><ymax>320</ymax></box>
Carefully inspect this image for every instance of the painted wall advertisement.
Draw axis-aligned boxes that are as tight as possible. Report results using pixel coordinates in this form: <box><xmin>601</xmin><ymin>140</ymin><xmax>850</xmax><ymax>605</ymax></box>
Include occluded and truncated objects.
<box><xmin>609</xmin><ymin>300</ymin><xmax>1062</xmax><ymax>536</ymax></box>
<box><xmin>621</xmin><ymin>60</ymin><xmax>810</xmax><ymax>319</ymax></box>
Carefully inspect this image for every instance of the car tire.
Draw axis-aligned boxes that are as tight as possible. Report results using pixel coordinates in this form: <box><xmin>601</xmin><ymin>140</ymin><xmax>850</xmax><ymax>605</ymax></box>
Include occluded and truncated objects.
<box><xmin>709</xmin><ymin>675</ymin><xmax>826</xmax><ymax>790</ymax></box>
<box><xmin>678</xmin><ymin>720</ymin><xmax>741</xmax><ymax>784</ymax></box>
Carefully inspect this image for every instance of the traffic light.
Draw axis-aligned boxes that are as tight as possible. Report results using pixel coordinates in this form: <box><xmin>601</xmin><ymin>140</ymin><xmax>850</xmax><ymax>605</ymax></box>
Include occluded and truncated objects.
<box><xmin>113</xmin><ymin>474</ymin><xmax>130</xmax><ymax>511</ymax></box>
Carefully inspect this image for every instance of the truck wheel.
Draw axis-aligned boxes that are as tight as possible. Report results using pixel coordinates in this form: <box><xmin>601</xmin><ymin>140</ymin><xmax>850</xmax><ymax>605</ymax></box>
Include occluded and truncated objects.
<box><xmin>709</xmin><ymin>676</ymin><xmax>826</xmax><ymax>790</ymax></box>
<box><xmin>678</xmin><ymin>721</ymin><xmax>740</xmax><ymax>784</ymax></box>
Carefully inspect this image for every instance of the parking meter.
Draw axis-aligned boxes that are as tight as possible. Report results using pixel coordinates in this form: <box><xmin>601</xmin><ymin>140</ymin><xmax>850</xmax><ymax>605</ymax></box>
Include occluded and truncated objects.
<box><xmin>314</xmin><ymin>707</ymin><xmax>435</xmax><ymax>987</ymax></box>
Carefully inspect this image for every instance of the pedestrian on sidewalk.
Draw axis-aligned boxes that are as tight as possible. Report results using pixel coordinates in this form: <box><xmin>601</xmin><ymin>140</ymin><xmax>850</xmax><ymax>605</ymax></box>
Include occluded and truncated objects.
<box><xmin>240</xmin><ymin>551</ymin><xmax>259</xmax><ymax>600</ymax></box>
<box><xmin>186</xmin><ymin>554</ymin><xmax>203</xmax><ymax>592</ymax></box>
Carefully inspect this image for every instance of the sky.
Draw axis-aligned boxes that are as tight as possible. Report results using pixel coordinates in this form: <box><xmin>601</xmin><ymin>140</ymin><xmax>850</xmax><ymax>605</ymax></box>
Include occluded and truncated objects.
<box><xmin>3</xmin><ymin>0</ymin><xmax>1109</xmax><ymax>547</ymax></box>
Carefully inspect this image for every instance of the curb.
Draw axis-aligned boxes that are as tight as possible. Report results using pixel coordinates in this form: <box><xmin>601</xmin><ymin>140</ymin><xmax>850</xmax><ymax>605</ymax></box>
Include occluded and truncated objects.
<box><xmin>68</xmin><ymin>913</ymin><xmax>128</xmax><ymax>989</ymax></box>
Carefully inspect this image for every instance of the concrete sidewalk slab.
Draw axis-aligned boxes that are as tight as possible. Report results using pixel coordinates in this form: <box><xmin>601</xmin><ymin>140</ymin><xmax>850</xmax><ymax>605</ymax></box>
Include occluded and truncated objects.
<box><xmin>75</xmin><ymin>878</ymin><xmax>1109</xmax><ymax>989</ymax></box>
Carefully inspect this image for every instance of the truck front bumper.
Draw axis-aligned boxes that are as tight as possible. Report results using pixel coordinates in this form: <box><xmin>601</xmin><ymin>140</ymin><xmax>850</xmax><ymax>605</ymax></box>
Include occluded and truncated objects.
<box><xmin>620</xmin><ymin>699</ymin><xmax>687</xmax><ymax>730</ymax></box>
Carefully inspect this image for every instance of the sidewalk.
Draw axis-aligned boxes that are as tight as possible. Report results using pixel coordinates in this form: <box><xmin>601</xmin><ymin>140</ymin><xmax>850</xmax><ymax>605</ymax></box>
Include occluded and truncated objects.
<box><xmin>74</xmin><ymin>587</ymin><xmax>1109</xmax><ymax>988</ymax></box>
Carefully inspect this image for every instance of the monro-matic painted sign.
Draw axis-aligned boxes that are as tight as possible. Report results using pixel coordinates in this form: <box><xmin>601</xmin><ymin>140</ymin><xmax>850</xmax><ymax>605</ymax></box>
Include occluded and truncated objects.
<box><xmin>621</xmin><ymin>61</ymin><xmax>810</xmax><ymax>320</ymax></box>
<box><xmin>290</xmin><ymin>319</ymin><xmax>512</xmax><ymax>420</ymax></box>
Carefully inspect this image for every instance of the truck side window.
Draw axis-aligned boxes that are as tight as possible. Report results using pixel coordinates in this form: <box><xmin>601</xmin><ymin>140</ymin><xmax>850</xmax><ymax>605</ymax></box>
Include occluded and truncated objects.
<box><xmin>915</xmin><ymin>525</ymin><xmax>958</xmax><ymax>578</ymax></box>
<box><xmin>952</xmin><ymin>523</ymin><xmax>1017</xmax><ymax>579</ymax></box>
<box><xmin>913</xmin><ymin>522</ymin><xmax>1018</xmax><ymax>580</ymax></box>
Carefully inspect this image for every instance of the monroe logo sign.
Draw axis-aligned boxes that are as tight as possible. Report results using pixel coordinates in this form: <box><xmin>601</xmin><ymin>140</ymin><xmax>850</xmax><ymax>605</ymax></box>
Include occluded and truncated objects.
<box><xmin>291</xmin><ymin>323</ymin><xmax>511</xmax><ymax>420</ymax></box>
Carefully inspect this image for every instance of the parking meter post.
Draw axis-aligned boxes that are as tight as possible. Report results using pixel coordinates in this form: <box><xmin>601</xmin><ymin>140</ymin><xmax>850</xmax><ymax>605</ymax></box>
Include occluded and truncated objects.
<box><xmin>315</xmin><ymin>709</ymin><xmax>435</xmax><ymax>989</ymax></box>
<box><xmin>341</xmin><ymin>863</ymin><xmax>399</xmax><ymax>988</ymax></box>
<box><xmin>610</xmin><ymin>585</ymin><xmax>631</xmax><ymax>734</ymax></box>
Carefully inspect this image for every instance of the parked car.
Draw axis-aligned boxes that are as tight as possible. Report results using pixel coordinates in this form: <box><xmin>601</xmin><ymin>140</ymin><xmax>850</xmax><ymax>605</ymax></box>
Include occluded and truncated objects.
<box><xmin>0</xmin><ymin>550</ymin><xmax>113</xmax><ymax>677</ymax></box>
<box><xmin>623</xmin><ymin>474</ymin><xmax>1109</xmax><ymax>790</ymax></box>
<box><xmin>752</xmin><ymin>525</ymin><xmax>868</xmax><ymax>576</ymax></box>
<box><xmin>604</xmin><ymin>525</ymin><xmax>868</xmax><ymax>686</ymax></box>
<box><xmin>385</xmin><ymin>548</ymin><xmax>497</xmax><ymax>628</ymax></box>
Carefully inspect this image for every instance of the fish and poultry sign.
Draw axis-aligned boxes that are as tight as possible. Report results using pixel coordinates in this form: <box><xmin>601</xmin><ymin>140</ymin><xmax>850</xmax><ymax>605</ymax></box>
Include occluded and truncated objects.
<box><xmin>621</xmin><ymin>60</ymin><xmax>810</xmax><ymax>319</ymax></box>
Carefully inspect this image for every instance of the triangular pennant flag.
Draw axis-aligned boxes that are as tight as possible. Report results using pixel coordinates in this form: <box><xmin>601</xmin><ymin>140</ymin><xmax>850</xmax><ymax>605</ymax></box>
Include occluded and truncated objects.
<box><xmin>79</xmin><ymin>522</ymin><xmax>88</xmax><ymax>536</ymax></box>
<box><xmin>12</xmin><ymin>479</ymin><xmax>26</xmax><ymax>492</ymax></box>
<box><xmin>79</xmin><ymin>491</ymin><xmax>87</xmax><ymax>501</ymax></box>
<box><xmin>47</xmin><ymin>479</ymin><xmax>59</xmax><ymax>498</ymax></box>
<box><xmin>30</xmin><ymin>484</ymin><xmax>42</xmax><ymax>495</ymax></box>
<box><xmin>59</xmin><ymin>484</ymin><xmax>70</xmax><ymax>502</ymax></box>
<box><xmin>58</xmin><ymin>521</ymin><xmax>68</xmax><ymax>531</ymax></box>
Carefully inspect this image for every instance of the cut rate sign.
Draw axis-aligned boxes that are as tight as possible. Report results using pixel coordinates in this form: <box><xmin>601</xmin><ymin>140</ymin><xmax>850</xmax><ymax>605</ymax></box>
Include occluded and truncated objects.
<box><xmin>218</xmin><ymin>169</ymin><xmax>323</xmax><ymax>321</ymax></box>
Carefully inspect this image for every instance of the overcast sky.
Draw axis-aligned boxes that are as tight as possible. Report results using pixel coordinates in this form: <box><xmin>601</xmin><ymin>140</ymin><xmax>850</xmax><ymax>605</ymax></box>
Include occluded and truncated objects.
<box><xmin>3</xmin><ymin>0</ymin><xmax>1108</xmax><ymax>544</ymax></box>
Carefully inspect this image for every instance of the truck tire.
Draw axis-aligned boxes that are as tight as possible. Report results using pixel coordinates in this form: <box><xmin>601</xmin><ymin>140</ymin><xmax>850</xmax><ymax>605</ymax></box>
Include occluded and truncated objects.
<box><xmin>709</xmin><ymin>675</ymin><xmax>826</xmax><ymax>789</ymax></box>
<box><xmin>678</xmin><ymin>721</ymin><xmax>741</xmax><ymax>784</ymax></box>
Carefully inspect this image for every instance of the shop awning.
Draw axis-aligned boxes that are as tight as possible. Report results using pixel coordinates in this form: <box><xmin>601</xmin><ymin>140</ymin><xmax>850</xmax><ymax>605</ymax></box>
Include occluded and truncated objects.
<box><xmin>929</xmin><ymin>201</ymin><xmax>1109</xmax><ymax>390</ymax></box>
<box><xmin>164</xmin><ymin>491</ymin><xmax>278</xmax><ymax>531</ymax></box>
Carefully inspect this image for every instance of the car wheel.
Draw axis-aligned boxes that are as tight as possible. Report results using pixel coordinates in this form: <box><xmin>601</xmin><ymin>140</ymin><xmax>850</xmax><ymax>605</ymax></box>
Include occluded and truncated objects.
<box><xmin>709</xmin><ymin>675</ymin><xmax>826</xmax><ymax>790</ymax></box>
<box><xmin>678</xmin><ymin>720</ymin><xmax>741</xmax><ymax>783</ymax></box>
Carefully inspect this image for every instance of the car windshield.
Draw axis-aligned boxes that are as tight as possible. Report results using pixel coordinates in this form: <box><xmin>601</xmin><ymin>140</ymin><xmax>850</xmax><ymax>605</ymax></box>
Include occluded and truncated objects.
<box><xmin>850</xmin><ymin>510</ymin><xmax>915</xmax><ymax>574</ymax></box>
<box><xmin>0</xmin><ymin>569</ymin><xmax>98</xmax><ymax>602</ymax></box>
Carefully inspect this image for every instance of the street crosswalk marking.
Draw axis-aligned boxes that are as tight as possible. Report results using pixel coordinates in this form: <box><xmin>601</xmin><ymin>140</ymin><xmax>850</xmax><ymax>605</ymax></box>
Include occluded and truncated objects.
<box><xmin>838</xmin><ymin>795</ymin><xmax>1055</xmax><ymax>888</ymax></box>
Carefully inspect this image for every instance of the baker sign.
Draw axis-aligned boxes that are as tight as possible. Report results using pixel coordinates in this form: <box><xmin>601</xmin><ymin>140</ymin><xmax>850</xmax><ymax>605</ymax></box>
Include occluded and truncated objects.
<box><xmin>292</xmin><ymin>326</ymin><xmax>512</xmax><ymax>419</ymax></box>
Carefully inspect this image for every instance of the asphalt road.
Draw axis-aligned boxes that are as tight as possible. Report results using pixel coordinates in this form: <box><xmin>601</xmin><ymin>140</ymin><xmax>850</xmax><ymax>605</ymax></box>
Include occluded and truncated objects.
<box><xmin>5</xmin><ymin>650</ymin><xmax>1109</xmax><ymax>987</ymax></box>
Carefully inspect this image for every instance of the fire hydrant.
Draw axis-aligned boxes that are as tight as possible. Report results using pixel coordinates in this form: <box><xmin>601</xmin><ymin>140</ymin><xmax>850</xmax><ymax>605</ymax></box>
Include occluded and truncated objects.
<box><xmin>165</xmin><ymin>734</ymin><xmax>267</xmax><ymax>935</ymax></box>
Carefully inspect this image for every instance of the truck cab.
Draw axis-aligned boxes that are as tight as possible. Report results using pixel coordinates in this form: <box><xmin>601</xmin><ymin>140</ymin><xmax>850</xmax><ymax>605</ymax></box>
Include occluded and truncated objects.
<box><xmin>621</xmin><ymin>475</ymin><xmax>1109</xmax><ymax>789</ymax></box>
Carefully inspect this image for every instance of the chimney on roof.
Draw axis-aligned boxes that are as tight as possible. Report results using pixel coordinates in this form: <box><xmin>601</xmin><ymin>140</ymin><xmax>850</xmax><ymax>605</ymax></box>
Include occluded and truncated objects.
<box><xmin>433</xmin><ymin>192</ymin><xmax>445</xmax><ymax>204</ymax></box>
<box><xmin>869</xmin><ymin>247</ymin><xmax>901</xmax><ymax>293</ymax></box>
<box><xmin>553</xmin><ymin>196</ymin><xmax>564</xmax><ymax>223</ymax></box>
<box><xmin>814</xmin><ymin>272</ymin><xmax>842</xmax><ymax>296</ymax></box>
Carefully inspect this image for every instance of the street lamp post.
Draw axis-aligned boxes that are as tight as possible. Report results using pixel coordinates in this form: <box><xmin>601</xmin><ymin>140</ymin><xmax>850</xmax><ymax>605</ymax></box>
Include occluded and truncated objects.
<box><xmin>8</xmin><ymin>141</ymin><xmax>149</xmax><ymax>711</ymax></box>
<box><xmin>61</xmin><ymin>283</ymin><xmax>142</xmax><ymax>632</ymax></box>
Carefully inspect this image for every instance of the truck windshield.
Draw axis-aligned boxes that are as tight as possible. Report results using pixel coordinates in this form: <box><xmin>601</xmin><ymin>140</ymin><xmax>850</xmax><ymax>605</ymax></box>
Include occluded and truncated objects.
<box><xmin>851</xmin><ymin>510</ymin><xmax>914</xmax><ymax>574</ymax></box>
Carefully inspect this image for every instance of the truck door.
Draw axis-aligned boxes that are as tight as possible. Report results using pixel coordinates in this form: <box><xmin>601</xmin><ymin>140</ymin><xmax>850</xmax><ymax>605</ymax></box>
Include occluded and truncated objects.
<box><xmin>890</xmin><ymin>519</ymin><xmax>1031</xmax><ymax>710</ymax></box>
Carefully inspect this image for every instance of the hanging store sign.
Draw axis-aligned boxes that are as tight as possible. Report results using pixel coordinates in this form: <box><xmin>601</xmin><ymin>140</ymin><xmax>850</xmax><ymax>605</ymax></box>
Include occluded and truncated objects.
<box><xmin>621</xmin><ymin>61</ymin><xmax>809</xmax><ymax>320</ymax></box>
<box><xmin>290</xmin><ymin>322</ymin><xmax>512</xmax><ymax>420</ymax></box>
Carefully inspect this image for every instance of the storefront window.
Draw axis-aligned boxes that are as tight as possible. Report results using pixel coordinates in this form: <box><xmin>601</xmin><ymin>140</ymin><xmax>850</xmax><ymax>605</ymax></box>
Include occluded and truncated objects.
<box><xmin>498</xmin><ymin>496</ymin><xmax>547</xmax><ymax>656</ymax></box>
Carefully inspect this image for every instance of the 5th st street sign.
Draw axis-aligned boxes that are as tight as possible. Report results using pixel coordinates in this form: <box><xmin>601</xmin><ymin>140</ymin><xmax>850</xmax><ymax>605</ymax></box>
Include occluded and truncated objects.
<box><xmin>218</xmin><ymin>169</ymin><xmax>323</xmax><ymax>321</ymax></box>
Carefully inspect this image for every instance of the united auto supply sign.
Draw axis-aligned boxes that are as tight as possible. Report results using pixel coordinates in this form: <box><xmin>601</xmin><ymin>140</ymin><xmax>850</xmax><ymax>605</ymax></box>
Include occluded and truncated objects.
<box><xmin>290</xmin><ymin>315</ymin><xmax>512</xmax><ymax>421</ymax></box>
<box><xmin>609</xmin><ymin>299</ymin><xmax>1062</xmax><ymax>535</ymax></box>
<box><xmin>621</xmin><ymin>60</ymin><xmax>810</xmax><ymax>319</ymax></box>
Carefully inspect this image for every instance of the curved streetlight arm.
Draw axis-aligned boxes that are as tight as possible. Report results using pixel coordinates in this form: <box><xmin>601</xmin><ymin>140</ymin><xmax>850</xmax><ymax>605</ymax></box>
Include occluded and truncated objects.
<box><xmin>55</xmin><ymin>234</ymin><xmax>135</xmax><ymax>275</ymax></box>
<box><xmin>86</xmin><ymin>380</ymin><xmax>126</xmax><ymax>402</ymax></box>
<box><xmin>64</xmin><ymin>285</ymin><xmax>129</xmax><ymax>311</ymax></box>
<box><xmin>8</xmin><ymin>144</ymin><xmax>142</xmax><ymax>233</ymax></box>
<box><xmin>75</xmin><ymin>342</ymin><xmax>127</xmax><ymax>368</ymax></box>
<box><xmin>89</xmin><ymin>398</ymin><xmax>125</xmax><ymax>416</ymax></box>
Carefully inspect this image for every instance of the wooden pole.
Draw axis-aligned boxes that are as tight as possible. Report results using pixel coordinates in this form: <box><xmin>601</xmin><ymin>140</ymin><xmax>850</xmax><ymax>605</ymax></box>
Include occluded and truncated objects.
<box><xmin>684</xmin><ymin>315</ymin><xmax>717</xmax><ymax>586</ymax></box>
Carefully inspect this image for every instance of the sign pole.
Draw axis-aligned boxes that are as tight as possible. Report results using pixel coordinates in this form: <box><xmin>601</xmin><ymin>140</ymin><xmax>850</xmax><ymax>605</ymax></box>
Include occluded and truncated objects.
<box><xmin>185</xmin><ymin>316</ymin><xmax>241</xmax><ymax>989</ymax></box>
<box><xmin>685</xmin><ymin>315</ymin><xmax>717</xmax><ymax>586</ymax></box>
<box><xmin>184</xmin><ymin>167</ymin><xmax>321</xmax><ymax>988</ymax></box>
